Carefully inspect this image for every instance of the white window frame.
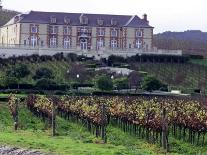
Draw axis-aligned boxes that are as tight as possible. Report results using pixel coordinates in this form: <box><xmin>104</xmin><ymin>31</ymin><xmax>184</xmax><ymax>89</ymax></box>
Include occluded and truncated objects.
<box><xmin>80</xmin><ymin>27</ymin><xmax>88</xmax><ymax>33</ymax></box>
<box><xmin>50</xmin><ymin>26</ymin><xmax>57</xmax><ymax>34</ymax></box>
<box><xmin>111</xmin><ymin>29</ymin><xmax>117</xmax><ymax>37</ymax></box>
<box><xmin>98</xmin><ymin>28</ymin><xmax>104</xmax><ymax>36</ymax></box>
<box><xmin>111</xmin><ymin>39</ymin><xmax>117</xmax><ymax>49</ymax></box>
<box><xmin>136</xmin><ymin>30</ymin><xmax>143</xmax><ymax>37</ymax></box>
<box><xmin>31</xmin><ymin>25</ymin><xmax>37</xmax><ymax>33</ymax></box>
<box><xmin>97</xmin><ymin>38</ymin><xmax>104</xmax><ymax>49</ymax></box>
<box><xmin>50</xmin><ymin>36</ymin><xmax>57</xmax><ymax>48</ymax></box>
<box><xmin>63</xmin><ymin>37</ymin><xmax>71</xmax><ymax>49</ymax></box>
<box><xmin>63</xmin><ymin>26</ymin><xmax>71</xmax><ymax>35</ymax></box>
<box><xmin>135</xmin><ymin>39</ymin><xmax>142</xmax><ymax>49</ymax></box>
<box><xmin>30</xmin><ymin>35</ymin><xmax>37</xmax><ymax>47</ymax></box>
<box><xmin>80</xmin><ymin>39</ymin><xmax>88</xmax><ymax>50</ymax></box>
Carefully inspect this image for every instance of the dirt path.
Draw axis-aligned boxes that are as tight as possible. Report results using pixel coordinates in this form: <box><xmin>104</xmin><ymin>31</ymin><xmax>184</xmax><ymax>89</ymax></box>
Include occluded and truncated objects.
<box><xmin>0</xmin><ymin>146</ymin><xmax>49</xmax><ymax>155</ymax></box>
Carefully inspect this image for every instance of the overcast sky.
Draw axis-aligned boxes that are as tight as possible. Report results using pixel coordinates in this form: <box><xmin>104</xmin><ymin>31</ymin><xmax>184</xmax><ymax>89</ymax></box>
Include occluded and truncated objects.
<box><xmin>2</xmin><ymin>0</ymin><xmax>207</xmax><ymax>33</ymax></box>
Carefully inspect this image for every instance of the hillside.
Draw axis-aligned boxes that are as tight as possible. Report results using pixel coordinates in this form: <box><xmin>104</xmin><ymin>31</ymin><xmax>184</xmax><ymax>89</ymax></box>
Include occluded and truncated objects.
<box><xmin>154</xmin><ymin>30</ymin><xmax>207</xmax><ymax>56</ymax></box>
<box><xmin>0</xmin><ymin>9</ymin><xmax>19</xmax><ymax>26</ymax></box>
<box><xmin>1</xmin><ymin>56</ymin><xmax>207</xmax><ymax>94</ymax></box>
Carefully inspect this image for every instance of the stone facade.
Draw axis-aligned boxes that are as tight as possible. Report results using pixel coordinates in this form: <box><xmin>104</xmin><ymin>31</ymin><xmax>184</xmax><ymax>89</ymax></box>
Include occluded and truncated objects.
<box><xmin>0</xmin><ymin>11</ymin><xmax>154</xmax><ymax>52</ymax></box>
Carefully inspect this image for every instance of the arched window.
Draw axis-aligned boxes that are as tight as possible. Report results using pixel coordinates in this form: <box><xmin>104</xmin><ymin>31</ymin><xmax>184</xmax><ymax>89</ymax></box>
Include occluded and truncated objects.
<box><xmin>136</xmin><ymin>30</ymin><xmax>143</xmax><ymax>37</ymax></box>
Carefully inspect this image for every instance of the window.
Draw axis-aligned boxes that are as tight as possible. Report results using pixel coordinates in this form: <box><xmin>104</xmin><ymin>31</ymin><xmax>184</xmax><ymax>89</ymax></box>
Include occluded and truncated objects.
<box><xmin>64</xmin><ymin>16</ymin><xmax>70</xmax><ymax>24</ymax></box>
<box><xmin>63</xmin><ymin>37</ymin><xmax>71</xmax><ymax>49</ymax></box>
<box><xmin>63</xmin><ymin>26</ymin><xmax>71</xmax><ymax>35</ymax></box>
<box><xmin>50</xmin><ymin>16</ymin><xmax>56</xmax><ymax>24</ymax></box>
<box><xmin>111</xmin><ymin>39</ymin><xmax>117</xmax><ymax>49</ymax></box>
<box><xmin>111</xmin><ymin>19</ymin><xmax>117</xmax><ymax>26</ymax></box>
<box><xmin>50</xmin><ymin>36</ymin><xmax>57</xmax><ymax>48</ymax></box>
<box><xmin>80</xmin><ymin>16</ymin><xmax>88</xmax><ymax>25</ymax></box>
<box><xmin>135</xmin><ymin>39</ymin><xmax>142</xmax><ymax>49</ymax></box>
<box><xmin>50</xmin><ymin>26</ymin><xmax>58</xmax><ymax>34</ymax></box>
<box><xmin>98</xmin><ymin>28</ymin><xmax>104</xmax><ymax>36</ymax></box>
<box><xmin>80</xmin><ymin>27</ymin><xmax>88</xmax><ymax>33</ymax></box>
<box><xmin>136</xmin><ymin>30</ymin><xmax>143</xmax><ymax>37</ymax></box>
<box><xmin>41</xmin><ymin>41</ymin><xmax>44</xmax><ymax>47</ymax></box>
<box><xmin>31</xmin><ymin>25</ymin><xmax>37</xmax><ymax>33</ymax></box>
<box><xmin>24</xmin><ymin>40</ymin><xmax>27</xmax><ymax>46</ymax></box>
<box><xmin>97</xmin><ymin>38</ymin><xmax>104</xmax><ymax>49</ymax></box>
<box><xmin>97</xmin><ymin>19</ymin><xmax>104</xmax><ymax>26</ymax></box>
<box><xmin>111</xmin><ymin>29</ymin><xmax>117</xmax><ymax>37</ymax></box>
<box><xmin>30</xmin><ymin>35</ymin><xmax>37</xmax><ymax>47</ymax></box>
<box><xmin>129</xmin><ymin>44</ymin><xmax>131</xmax><ymax>48</ymax></box>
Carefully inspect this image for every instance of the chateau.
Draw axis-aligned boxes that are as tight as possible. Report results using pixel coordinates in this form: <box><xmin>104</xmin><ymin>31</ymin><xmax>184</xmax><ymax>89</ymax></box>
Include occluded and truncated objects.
<box><xmin>0</xmin><ymin>11</ymin><xmax>154</xmax><ymax>51</ymax></box>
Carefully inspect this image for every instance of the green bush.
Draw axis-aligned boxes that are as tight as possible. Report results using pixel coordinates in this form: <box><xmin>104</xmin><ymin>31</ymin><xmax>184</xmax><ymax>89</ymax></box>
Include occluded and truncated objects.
<box><xmin>142</xmin><ymin>76</ymin><xmax>167</xmax><ymax>92</ymax></box>
<box><xmin>96</xmin><ymin>75</ymin><xmax>113</xmax><ymax>91</ymax></box>
<box><xmin>33</xmin><ymin>67</ymin><xmax>54</xmax><ymax>80</ymax></box>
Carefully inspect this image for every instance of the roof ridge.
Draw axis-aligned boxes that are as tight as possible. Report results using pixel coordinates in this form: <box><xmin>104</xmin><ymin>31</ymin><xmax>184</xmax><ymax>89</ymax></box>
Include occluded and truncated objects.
<box><xmin>124</xmin><ymin>15</ymin><xmax>136</xmax><ymax>26</ymax></box>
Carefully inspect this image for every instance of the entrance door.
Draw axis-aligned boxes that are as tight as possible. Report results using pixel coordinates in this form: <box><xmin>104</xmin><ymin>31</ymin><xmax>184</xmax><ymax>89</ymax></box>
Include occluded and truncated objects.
<box><xmin>80</xmin><ymin>39</ymin><xmax>88</xmax><ymax>50</ymax></box>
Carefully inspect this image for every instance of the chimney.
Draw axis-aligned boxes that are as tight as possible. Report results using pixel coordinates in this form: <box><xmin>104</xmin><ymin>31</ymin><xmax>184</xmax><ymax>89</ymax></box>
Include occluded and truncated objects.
<box><xmin>143</xmin><ymin>14</ymin><xmax>147</xmax><ymax>21</ymax></box>
<box><xmin>143</xmin><ymin>14</ymin><xmax>149</xmax><ymax>24</ymax></box>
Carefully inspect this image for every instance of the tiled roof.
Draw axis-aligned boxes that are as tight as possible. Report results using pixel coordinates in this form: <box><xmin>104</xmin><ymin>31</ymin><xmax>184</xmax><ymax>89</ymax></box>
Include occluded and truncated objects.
<box><xmin>5</xmin><ymin>11</ymin><xmax>153</xmax><ymax>28</ymax></box>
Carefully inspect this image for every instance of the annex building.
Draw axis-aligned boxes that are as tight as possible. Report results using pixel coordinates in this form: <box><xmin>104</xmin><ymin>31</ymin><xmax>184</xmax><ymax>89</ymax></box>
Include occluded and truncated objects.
<box><xmin>0</xmin><ymin>11</ymin><xmax>153</xmax><ymax>51</ymax></box>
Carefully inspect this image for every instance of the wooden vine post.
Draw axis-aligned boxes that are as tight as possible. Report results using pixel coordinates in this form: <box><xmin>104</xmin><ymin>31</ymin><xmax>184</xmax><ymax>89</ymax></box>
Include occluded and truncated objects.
<box><xmin>51</xmin><ymin>100</ymin><xmax>56</xmax><ymax>136</ymax></box>
<box><xmin>50</xmin><ymin>95</ymin><xmax>57</xmax><ymax>137</ymax></box>
<box><xmin>101</xmin><ymin>102</ymin><xmax>107</xmax><ymax>143</ymax></box>
<box><xmin>14</xmin><ymin>98</ymin><xmax>19</xmax><ymax>131</ymax></box>
<box><xmin>162</xmin><ymin>108</ymin><xmax>169</xmax><ymax>151</ymax></box>
<box><xmin>8</xmin><ymin>94</ymin><xmax>19</xmax><ymax>131</ymax></box>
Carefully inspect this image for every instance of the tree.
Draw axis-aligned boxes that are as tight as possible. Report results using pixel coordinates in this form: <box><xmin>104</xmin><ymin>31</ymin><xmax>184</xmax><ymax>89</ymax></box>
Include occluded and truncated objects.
<box><xmin>67</xmin><ymin>63</ymin><xmax>91</xmax><ymax>83</ymax></box>
<box><xmin>113</xmin><ymin>77</ymin><xmax>128</xmax><ymax>91</ymax></box>
<box><xmin>142</xmin><ymin>76</ymin><xmax>167</xmax><ymax>92</ymax></box>
<box><xmin>97</xmin><ymin>75</ymin><xmax>113</xmax><ymax>91</ymax></box>
<box><xmin>0</xmin><ymin>75</ymin><xmax>18</xmax><ymax>88</ymax></box>
<box><xmin>33</xmin><ymin>67</ymin><xmax>54</xmax><ymax>80</ymax></box>
<box><xmin>6</xmin><ymin>64</ymin><xmax>30</xmax><ymax>79</ymax></box>
<box><xmin>128</xmin><ymin>71</ymin><xmax>141</xmax><ymax>92</ymax></box>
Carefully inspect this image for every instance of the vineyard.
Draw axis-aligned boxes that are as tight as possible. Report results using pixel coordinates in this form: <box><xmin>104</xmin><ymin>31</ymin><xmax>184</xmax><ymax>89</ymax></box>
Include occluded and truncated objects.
<box><xmin>6</xmin><ymin>94</ymin><xmax>207</xmax><ymax>154</ymax></box>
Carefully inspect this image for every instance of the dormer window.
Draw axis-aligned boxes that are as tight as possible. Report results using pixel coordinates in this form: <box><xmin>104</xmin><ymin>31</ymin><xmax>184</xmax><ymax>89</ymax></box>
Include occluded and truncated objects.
<box><xmin>136</xmin><ymin>30</ymin><xmax>143</xmax><ymax>37</ymax></box>
<box><xmin>80</xmin><ymin>15</ymin><xmax>88</xmax><ymax>25</ymax></box>
<box><xmin>64</xmin><ymin>16</ymin><xmax>70</xmax><ymax>24</ymax></box>
<box><xmin>111</xmin><ymin>19</ymin><xmax>117</xmax><ymax>26</ymax></box>
<box><xmin>111</xmin><ymin>29</ymin><xmax>117</xmax><ymax>37</ymax></box>
<box><xmin>50</xmin><ymin>16</ymin><xmax>57</xmax><ymax>24</ymax></box>
<box><xmin>97</xmin><ymin>19</ymin><xmax>104</xmax><ymax>26</ymax></box>
<box><xmin>31</xmin><ymin>25</ymin><xmax>38</xmax><ymax>33</ymax></box>
<box><xmin>14</xmin><ymin>16</ymin><xmax>20</xmax><ymax>23</ymax></box>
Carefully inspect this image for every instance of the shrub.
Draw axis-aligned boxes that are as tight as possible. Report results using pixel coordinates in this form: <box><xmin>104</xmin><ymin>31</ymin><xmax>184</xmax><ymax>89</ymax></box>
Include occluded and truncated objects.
<box><xmin>142</xmin><ymin>76</ymin><xmax>167</xmax><ymax>92</ymax></box>
<box><xmin>35</xmin><ymin>78</ymin><xmax>57</xmax><ymax>90</ymax></box>
<box><xmin>96</xmin><ymin>75</ymin><xmax>113</xmax><ymax>91</ymax></box>
<box><xmin>33</xmin><ymin>67</ymin><xmax>54</xmax><ymax>80</ymax></box>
